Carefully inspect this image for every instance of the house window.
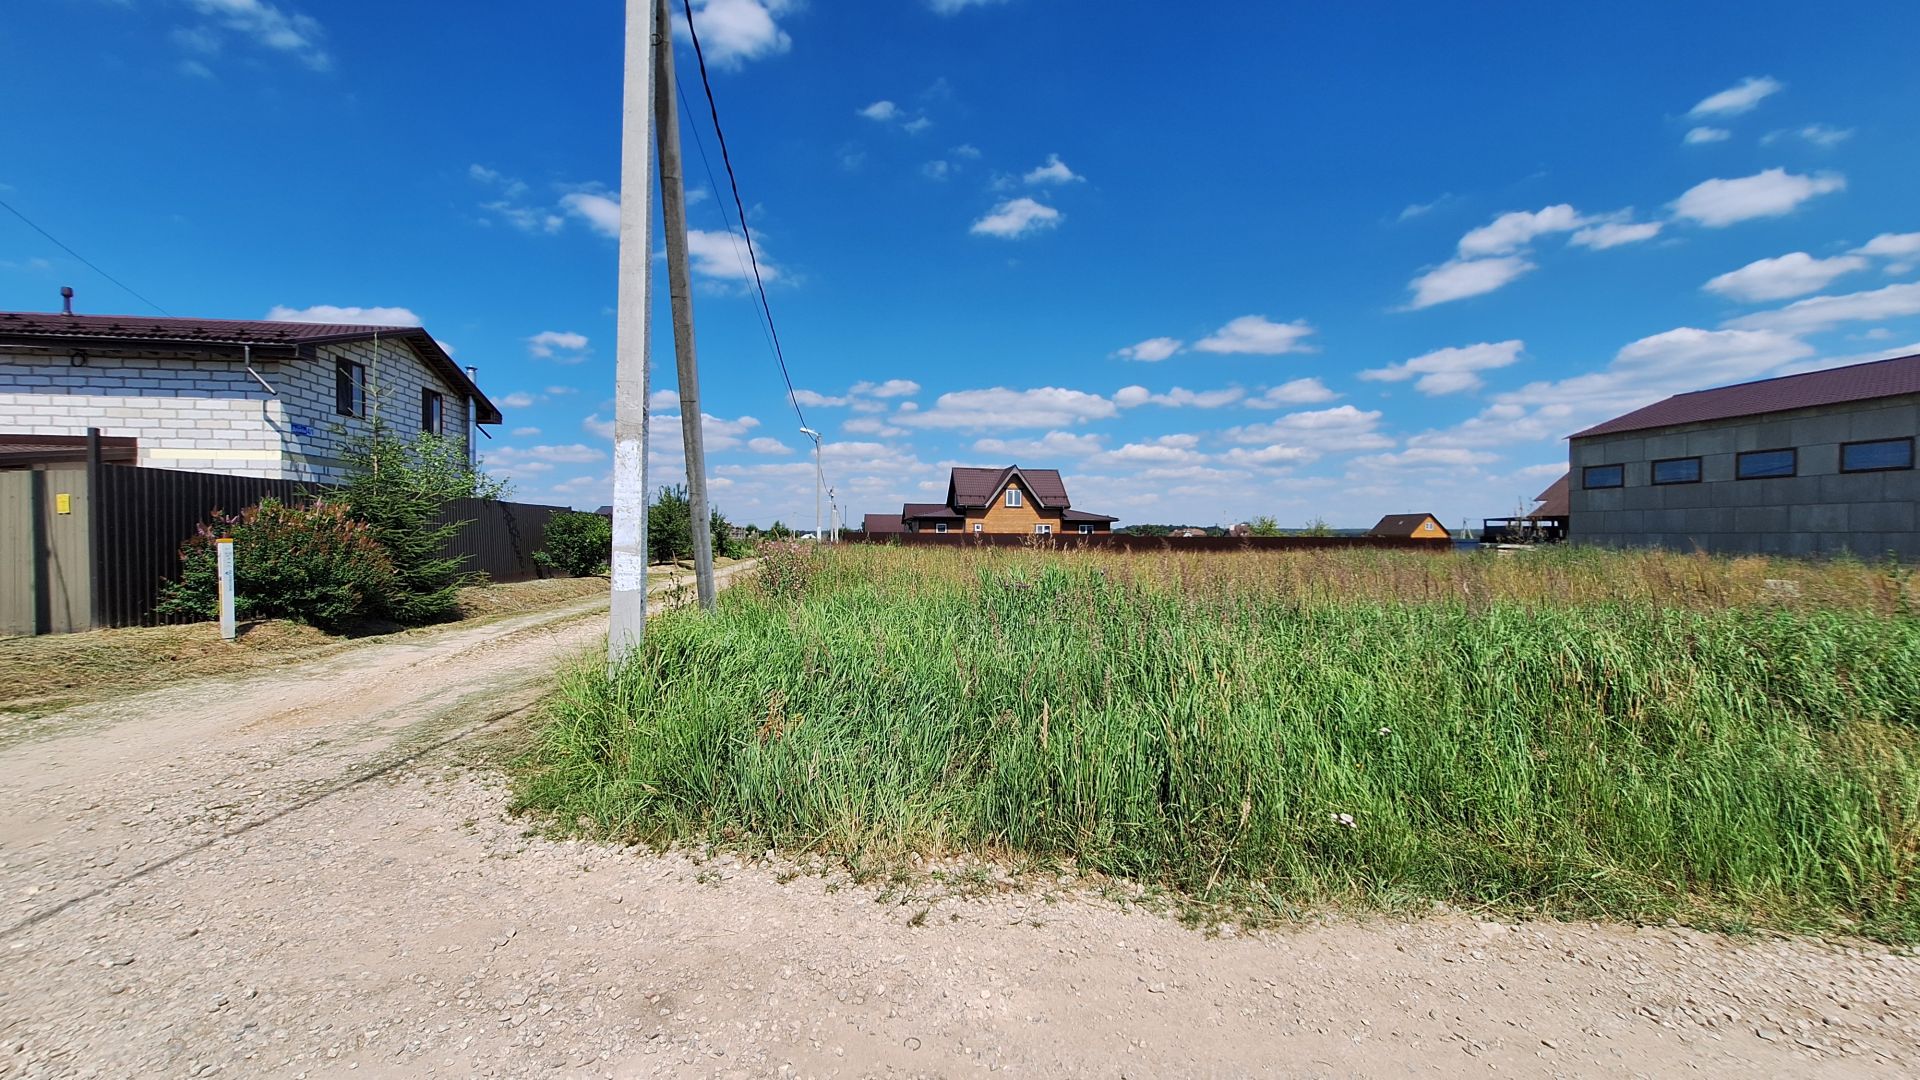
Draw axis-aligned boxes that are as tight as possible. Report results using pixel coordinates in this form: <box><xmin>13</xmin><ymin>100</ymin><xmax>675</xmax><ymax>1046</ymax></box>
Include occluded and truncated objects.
<box><xmin>1078</xmin><ymin>523</ymin><xmax>1092</xmax><ymax>534</ymax></box>
<box><xmin>1736</xmin><ymin>448</ymin><xmax>1797</xmax><ymax>480</ymax></box>
<box><xmin>1034</xmin><ymin>523</ymin><xmax>1052</xmax><ymax>535</ymax></box>
<box><xmin>1005</xmin><ymin>487</ymin><xmax>1022</xmax><ymax>508</ymax></box>
<box><xmin>1582</xmin><ymin>464</ymin><xmax>1624</xmax><ymax>489</ymax></box>
<box><xmin>421</xmin><ymin>389</ymin><xmax>444</xmax><ymax>434</ymax></box>
<box><xmin>935</xmin><ymin>522</ymin><xmax>948</xmax><ymax>534</ymax></box>
<box><xmin>1841</xmin><ymin>437</ymin><xmax>1914</xmax><ymax>473</ymax></box>
<box><xmin>335</xmin><ymin>359</ymin><xmax>365</xmax><ymax>417</ymax></box>
<box><xmin>972</xmin><ymin>523</ymin><xmax>983</xmax><ymax>533</ymax></box>
<box><xmin>1651</xmin><ymin>456</ymin><xmax>1702</xmax><ymax>485</ymax></box>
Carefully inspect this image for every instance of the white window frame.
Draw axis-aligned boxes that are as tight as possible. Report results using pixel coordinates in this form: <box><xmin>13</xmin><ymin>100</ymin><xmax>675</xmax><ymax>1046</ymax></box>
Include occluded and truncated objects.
<box><xmin>935</xmin><ymin>522</ymin><xmax>948</xmax><ymax>534</ymax></box>
<box><xmin>972</xmin><ymin>523</ymin><xmax>983</xmax><ymax>533</ymax></box>
<box><xmin>1078</xmin><ymin>523</ymin><xmax>1092</xmax><ymax>534</ymax></box>
<box><xmin>1034</xmin><ymin>523</ymin><xmax>1052</xmax><ymax>535</ymax></box>
<box><xmin>1005</xmin><ymin>487</ymin><xmax>1022</xmax><ymax>508</ymax></box>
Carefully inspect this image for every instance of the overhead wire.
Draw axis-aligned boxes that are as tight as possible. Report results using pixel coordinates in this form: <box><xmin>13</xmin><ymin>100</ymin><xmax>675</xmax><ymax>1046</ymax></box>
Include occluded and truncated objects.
<box><xmin>0</xmin><ymin>196</ymin><xmax>171</xmax><ymax>316</ymax></box>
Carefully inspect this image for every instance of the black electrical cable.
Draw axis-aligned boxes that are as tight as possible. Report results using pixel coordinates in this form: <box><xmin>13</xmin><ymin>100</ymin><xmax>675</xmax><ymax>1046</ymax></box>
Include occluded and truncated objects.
<box><xmin>0</xmin><ymin>197</ymin><xmax>171</xmax><ymax>316</ymax></box>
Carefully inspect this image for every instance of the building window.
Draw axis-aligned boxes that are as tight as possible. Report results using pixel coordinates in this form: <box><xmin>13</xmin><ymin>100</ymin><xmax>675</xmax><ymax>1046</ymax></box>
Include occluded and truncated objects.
<box><xmin>972</xmin><ymin>523</ymin><xmax>982</xmax><ymax>533</ymax></box>
<box><xmin>935</xmin><ymin>522</ymin><xmax>948</xmax><ymax>534</ymax></box>
<box><xmin>1034</xmin><ymin>523</ymin><xmax>1052</xmax><ymax>535</ymax></box>
<box><xmin>1582</xmin><ymin>464</ymin><xmax>1624</xmax><ymax>489</ymax></box>
<box><xmin>1736</xmin><ymin>448</ymin><xmax>1797</xmax><ymax>480</ymax></box>
<box><xmin>1005</xmin><ymin>487</ymin><xmax>1022</xmax><ymax>508</ymax></box>
<box><xmin>335</xmin><ymin>359</ymin><xmax>365</xmax><ymax>417</ymax></box>
<box><xmin>1651</xmin><ymin>456</ymin><xmax>1702</xmax><ymax>485</ymax></box>
<box><xmin>1841</xmin><ymin>437</ymin><xmax>1914</xmax><ymax>473</ymax></box>
<box><xmin>1078</xmin><ymin>523</ymin><xmax>1092</xmax><ymax>534</ymax></box>
<box><xmin>421</xmin><ymin>389</ymin><xmax>444</xmax><ymax>434</ymax></box>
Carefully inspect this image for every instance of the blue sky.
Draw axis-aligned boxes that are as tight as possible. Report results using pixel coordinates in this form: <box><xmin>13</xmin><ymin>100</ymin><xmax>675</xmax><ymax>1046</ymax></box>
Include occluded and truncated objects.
<box><xmin>6</xmin><ymin>1</ymin><xmax>1920</xmax><ymax>527</ymax></box>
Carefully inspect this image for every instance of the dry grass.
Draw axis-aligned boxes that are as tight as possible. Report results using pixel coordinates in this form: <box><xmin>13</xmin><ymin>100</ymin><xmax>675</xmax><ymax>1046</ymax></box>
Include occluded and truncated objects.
<box><xmin>0</xmin><ymin>575</ymin><xmax>607</xmax><ymax>718</ymax></box>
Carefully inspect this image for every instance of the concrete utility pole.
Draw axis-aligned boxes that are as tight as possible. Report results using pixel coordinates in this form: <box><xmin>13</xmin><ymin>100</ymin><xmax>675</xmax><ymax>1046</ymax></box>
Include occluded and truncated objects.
<box><xmin>800</xmin><ymin>427</ymin><xmax>824</xmax><ymax>540</ymax></box>
<box><xmin>609</xmin><ymin>0</ymin><xmax>659</xmax><ymax>665</ymax></box>
<box><xmin>653</xmin><ymin>0</ymin><xmax>716</xmax><ymax>611</ymax></box>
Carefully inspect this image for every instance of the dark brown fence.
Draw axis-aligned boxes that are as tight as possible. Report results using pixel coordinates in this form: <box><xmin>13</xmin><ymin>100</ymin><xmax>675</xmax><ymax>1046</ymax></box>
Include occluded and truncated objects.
<box><xmin>86</xmin><ymin>464</ymin><xmax>568</xmax><ymax>629</ymax></box>
<box><xmin>846</xmin><ymin>532</ymin><xmax>1444</xmax><ymax>552</ymax></box>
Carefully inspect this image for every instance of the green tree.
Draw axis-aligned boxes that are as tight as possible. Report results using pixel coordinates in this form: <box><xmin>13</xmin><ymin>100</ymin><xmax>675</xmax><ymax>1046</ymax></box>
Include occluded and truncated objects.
<box><xmin>647</xmin><ymin>484</ymin><xmax>740</xmax><ymax>562</ymax></box>
<box><xmin>340</xmin><ymin>427</ymin><xmax>509</xmax><ymax>624</ymax></box>
<box><xmin>535</xmin><ymin>511</ymin><xmax>613</xmax><ymax>576</ymax></box>
<box><xmin>1299</xmin><ymin>516</ymin><xmax>1334</xmax><ymax>537</ymax></box>
<box><xmin>1248</xmin><ymin>515</ymin><xmax>1282</xmax><ymax>537</ymax></box>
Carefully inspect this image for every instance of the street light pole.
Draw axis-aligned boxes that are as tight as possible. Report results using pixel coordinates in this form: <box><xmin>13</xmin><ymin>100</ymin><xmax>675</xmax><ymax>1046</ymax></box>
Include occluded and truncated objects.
<box><xmin>800</xmin><ymin>426</ymin><xmax>823</xmax><ymax>541</ymax></box>
<box><xmin>609</xmin><ymin>0</ymin><xmax>658</xmax><ymax>667</ymax></box>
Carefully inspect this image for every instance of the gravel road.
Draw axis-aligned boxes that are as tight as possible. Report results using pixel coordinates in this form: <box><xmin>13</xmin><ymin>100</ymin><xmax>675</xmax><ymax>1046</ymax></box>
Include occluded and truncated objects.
<box><xmin>3</xmin><ymin>566</ymin><xmax>1917</xmax><ymax>1078</ymax></box>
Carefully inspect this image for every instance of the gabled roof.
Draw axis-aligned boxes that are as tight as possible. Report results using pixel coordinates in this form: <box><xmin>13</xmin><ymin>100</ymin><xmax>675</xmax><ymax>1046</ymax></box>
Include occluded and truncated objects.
<box><xmin>1530</xmin><ymin>474</ymin><xmax>1570</xmax><ymax>519</ymax></box>
<box><xmin>948</xmin><ymin>465</ymin><xmax>1070</xmax><ymax>509</ymax></box>
<box><xmin>863</xmin><ymin>513</ymin><xmax>905</xmax><ymax>534</ymax></box>
<box><xmin>1060</xmin><ymin>509</ymin><xmax>1117</xmax><ymax>522</ymax></box>
<box><xmin>0</xmin><ymin>311</ymin><xmax>503</xmax><ymax>425</ymax></box>
<box><xmin>1571</xmin><ymin>352</ymin><xmax>1920</xmax><ymax>439</ymax></box>
<box><xmin>1368</xmin><ymin>513</ymin><xmax>1446</xmax><ymax>537</ymax></box>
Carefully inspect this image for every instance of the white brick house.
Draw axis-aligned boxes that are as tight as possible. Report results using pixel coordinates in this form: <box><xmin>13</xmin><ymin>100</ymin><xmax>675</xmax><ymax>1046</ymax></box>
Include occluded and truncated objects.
<box><xmin>0</xmin><ymin>311</ymin><xmax>501</xmax><ymax>481</ymax></box>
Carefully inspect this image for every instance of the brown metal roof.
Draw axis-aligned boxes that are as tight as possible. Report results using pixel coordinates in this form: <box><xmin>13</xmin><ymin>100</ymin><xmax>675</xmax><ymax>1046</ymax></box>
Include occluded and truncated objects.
<box><xmin>1571</xmin><ymin>351</ymin><xmax>1920</xmax><ymax>439</ymax></box>
<box><xmin>901</xmin><ymin>502</ymin><xmax>963</xmax><ymax>520</ymax></box>
<box><xmin>0</xmin><ymin>433</ymin><xmax>138</xmax><ymax>469</ymax></box>
<box><xmin>862</xmin><ymin>513</ymin><xmax>906</xmax><ymax>534</ymax></box>
<box><xmin>1530</xmin><ymin>474</ymin><xmax>1570</xmax><ymax>519</ymax></box>
<box><xmin>948</xmin><ymin>465</ymin><xmax>1070</xmax><ymax>509</ymax></box>
<box><xmin>1368</xmin><ymin>513</ymin><xmax>1447</xmax><ymax>538</ymax></box>
<box><xmin>1060</xmin><ymin>508</ymin><xmax>1117</xmax><ymax>522</ymax></box>
<box><xmin>0</xmin><ymin>310</ymin><xmax>503</xmax><ymax>425</ymax></box>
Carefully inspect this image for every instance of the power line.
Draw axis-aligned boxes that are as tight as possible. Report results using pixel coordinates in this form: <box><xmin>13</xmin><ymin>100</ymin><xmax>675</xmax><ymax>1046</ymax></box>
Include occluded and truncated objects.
<box><xmin>0</xmin><ymin>196</ymin><xmax>171</xmax><ymax>316</ymax></box>
<box><xmin>677</xmin><ymin>87</ymin><xmax>781</xmax><ymax>381</ymax></box>
<box><xmin>676</xmin><ymin>0</ymin><xmax>808</xmax><ymax>433</ymax></box>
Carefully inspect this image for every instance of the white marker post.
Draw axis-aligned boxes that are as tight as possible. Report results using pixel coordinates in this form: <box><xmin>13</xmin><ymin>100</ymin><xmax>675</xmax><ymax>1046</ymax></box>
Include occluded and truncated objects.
<box><xmin>216</xmin><ymin>537</ymin><xmax>236</xmax><ymax>642</ymax></box>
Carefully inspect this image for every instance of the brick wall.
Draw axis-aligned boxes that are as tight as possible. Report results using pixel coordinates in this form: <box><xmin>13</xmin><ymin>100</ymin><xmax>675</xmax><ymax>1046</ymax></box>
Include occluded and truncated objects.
<box><xmin>0</xmin><ymin>338</ymin><xmax>470</xmax><ymax>482</ymax></box>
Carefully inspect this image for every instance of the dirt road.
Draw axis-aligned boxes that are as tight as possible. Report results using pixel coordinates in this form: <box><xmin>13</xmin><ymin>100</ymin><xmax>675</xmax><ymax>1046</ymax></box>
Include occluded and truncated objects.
<box><xmin>2</xmin><ymin>563</ymin><xmax>1917</xmax><ymax>1078</ymax></box>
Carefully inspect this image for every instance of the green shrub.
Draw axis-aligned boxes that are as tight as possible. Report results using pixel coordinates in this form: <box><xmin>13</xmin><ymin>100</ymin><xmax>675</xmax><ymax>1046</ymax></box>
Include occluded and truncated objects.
<box><xmin>341</xmin><ymin>429</ymin><xmax>505</xmax><ymax>624</ymax></box>
<box><xmin>647</xmin><ymin>484</ymin><xmax>744</xmax><ymax>561</ymax></box>
<box><xmin>535</xmin><ymin>511</ymin><xmax>613</xmax><ymax>576</ymax></box>
<box><xmin>156</xmin><ymin>497</ymin><xmax>398</xmax><ymax>631</ymax></box>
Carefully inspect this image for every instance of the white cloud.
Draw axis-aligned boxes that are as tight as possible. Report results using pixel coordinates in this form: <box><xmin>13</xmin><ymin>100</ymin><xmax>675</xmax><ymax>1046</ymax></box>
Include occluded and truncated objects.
<box><xmin>1246</xmin><ymin>378</ymin><xmax>1337</xmax><ymax>407</ymax></box>
<box><xmin>673</xmin><ymin>0</ymin><xmax>795</xmax><ymax>68</ymax></box>
<box><xmin>972</xmin><ymin>431</ymin><xmax>1104</xmax><ymax>458</ymax></box>
<box><xmin>746</xmin><ymin>437</ymin><xmax>793</xmax><ymax>455</ymax></box>
<box><xmin>1457</xmin><ymin>204</ymin><xmax>1590</xmax><ymax>257</ymax></box>
<box><xmin>970</xmin><ymin>198</ymin><xmax>1062</xmax><ymax>239</ymax></box>
<box><xmin>1111</xmin><ymin>385</ymin><xmax>1245</xmax><ymax>409</ymax></box>
<box><xmin>560</xmin><ymin>191</ymin><xmax>621</xmax><ymax>236</ymax></box>
<box><xmin>650</xmin><ymin>412</ymin><xmax>763</xmax><ymax>454</ymax></box>
<box><xmin>1225</xmin><ymin>405</ymin><xmax>1392</xmax><ymax>449</ymax></box>
<box><xmin>1569</xmin><ymin>221</ymin><xmax>1663</xmax><ymax>249</ymax></box>
<box><xmin>184</xmin><ymin>0</ymin><xmax>330</xmax><ymax>72</ymax></box>
<box><xmin>922</xmin><ymin>160</ymin><xmax>951</xmax><ymax>181</ymax></box>
<box><xmin>1763</xmin><ymin>124</ymin><xmax>1853</xmax><ymax>148</ymax></box>
<box><xmin>1688</xmin><ymin>75</ymin><xmax>1783</xmax><ymax>118</ymax></box>
<box><xmin>1023</xmin><ymin>153</ymin><xmax>1083</xmax><ymax>185</ymax></box>
<box><xmin>510</xmin><ymin>427</ymin><xmax>540</xmax><ymax>437</ymax></box>
<box><xmin>582</xmin><ymin>413</ymin><xmax>615</xmax><ymax>441</ymax></box>
<box><xmin>1113</xmin><ymin>336</ymin><xmax>1182</xmax><ymax>362</ymax></box>
<box><xmin>1360</xmin><ymin>340</ymin><xmax>1524</xmax><ymax>396</ymax></box>
<box><xmin>1671</xmin><ymin>169</ymin><xmax>1846</xmax><ymax>227</ymax></box>
<box><xmin>928</xmin><ymin>0</ymin><xmax>1009</xmax><ymax>12</ymax></box>
<box><xmin>1088</xmin><ymin>435</ymin><xmax>1207</xmax><ymax>468</ymax></box>
<box><xmin>896</xmin><ymin>386</ymin><xmax>1116</xmax><ymax>430</ymax></box>
<box><xmin>1192</xmin><ymin>315</ymin><xmax>1317</xmax><ymax>356</ymax></box>
<box><xmin>265</xmin><ymin>304</ymin><xmax>421</xmax><ymax>326</ymax></box>
<box><xmin>485</xmin><ymin>443</ymin><xmax>605</xmax><ymax>468</ymax></box>
<box><xmin>1353</xmin><ymin>447</ymin><xmax>1500</xmax><ymax>471</ymax></box>
<box><xmin>842</xmin><ymin>416</ymin><xmax>906</xmax><ymax>437</ymax></box>
<box><xmin>902</xmin><ymin>116</ymin><xmax>933</xmax><ymax>134</ymax></box>
<box><xmin>1412</xmin><ymin>327</ymin><xmax>1813</xmax><ymax>449</ymax></box>
<box><xmin>1856</xmin><ymin>232</ymin><xmax>1920</xmax><ymax>259</ymax></box>
<box><xmin>1704</xmin><ymin>252</ymin><xmax>1867</xmax><ymax>303</ymax></box>
<box><xmin>685</xmin><ymin>228</ymin><xmax>779</xmax><ymax>281</ymax></box>
<box><xmin>651</xmin><ymin>389</ymin><xmax>682</xmax><ymax>410</ymax></box>
<box><xmin>790</xmin><ymin>389</ymin><xmax>849</xmax><ymax>408</ymax></box>
<box><xmin>1723</xmin><ymin>281</ymin><xmax>1920</xmax><ymax>335</ymax></box>
<box><xmin>1405</xmin><ymin>256</ymin><xmax>1535</xmax><ymax>309</ymax></box>
<box><xmin>851</xmin><ymin>378</ymin><xmax>921</xmax><ymax>398</ymax></box>
<box><xmin>951</xmin><ymin>143</ymin><xmax>982</xmax><ymax>159</ymax></box>
<box><xmin>858</xmin><ymin>100</ymin><xmax>898</xmax><ymax>121</ymax></box>
<box><xmin>499</xmin><ymin>392</ymin><xmax>537</xmax><ymax>409</ymax></box>
<box><xmin>526</xmin><ymin>331</ymin><xmax>590</xmax><ymax>362</ymax></box>
<box><xmin>1397</xmin><ymin>197</ymin><xmax>1446</xmax><ymax>222</ymax></box>
<box><xmin>1218</xmin><ymin>444</ymin><xmax>1318</xmax><ymax>468</ymax></box>
<box><xmin>1684</xmin><ymin>126</ymin><xmax>1731</xmax><ymax>145</ymax></box>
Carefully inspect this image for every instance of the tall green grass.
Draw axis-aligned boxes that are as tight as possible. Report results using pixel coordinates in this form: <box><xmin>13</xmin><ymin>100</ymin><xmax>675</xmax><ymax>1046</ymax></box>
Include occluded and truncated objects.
<box><xmin>517</xmin><ymin>546</ymin><xmax>1920</xmax><ymax>939</ymax></box>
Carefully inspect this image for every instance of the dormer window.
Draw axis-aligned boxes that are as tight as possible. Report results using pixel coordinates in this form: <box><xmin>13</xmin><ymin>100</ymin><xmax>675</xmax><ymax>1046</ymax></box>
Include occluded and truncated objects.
<box><xmin>1005</xmin><ymin>487</ymin><xmax>1022</xmax><ymax>508</ymax></box>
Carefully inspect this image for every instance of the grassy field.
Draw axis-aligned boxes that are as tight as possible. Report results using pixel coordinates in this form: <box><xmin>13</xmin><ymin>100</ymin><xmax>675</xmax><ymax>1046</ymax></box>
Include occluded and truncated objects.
<box><xmin>517</xmin><ymin>544</ymin><xmax>1920</xmax><ymax>940</ymax></box>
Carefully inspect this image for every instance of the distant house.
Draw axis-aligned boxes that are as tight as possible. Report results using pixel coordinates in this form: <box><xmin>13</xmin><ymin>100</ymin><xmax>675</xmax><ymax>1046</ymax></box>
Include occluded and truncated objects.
<box><xmin>1368</xmin><ymin>513</ymin><xmax>1451</xmax><ymax>540</ymax></box>
<box><xmin>0</xmin><ymin>308</ymin><xmax>501</xmax><ymax>481</ymax></box>
<box><xmin>888</xmin><ymin>466</ymin><xmax>1118</xmax><ymax>536</ymax></box>
<box><xmin>1480</xmin><ymin>476</ymin><xmax>1569</xmax><ymax>544</ymax></box>
<box><xmin>862</xmin><ymin>513</ymin><xmax>906</xmax><ymax>535</ymax></box>
<box><xmin>1569</xmin><ymin>351</ymin><xmax>1917</xmax><ymax>558</ymax></box>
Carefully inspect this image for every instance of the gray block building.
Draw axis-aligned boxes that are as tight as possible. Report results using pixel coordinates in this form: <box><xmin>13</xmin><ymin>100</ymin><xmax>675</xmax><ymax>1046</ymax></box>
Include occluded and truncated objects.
<box><xmin>0</xmin><ymin>309</ymin><xmax>501</xmax><ymax>481</ymax></box>
<box><xmin>1568</xmin><ymin>352</ymin><xmax>1918</xmax><ymax>560</ymax></box>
